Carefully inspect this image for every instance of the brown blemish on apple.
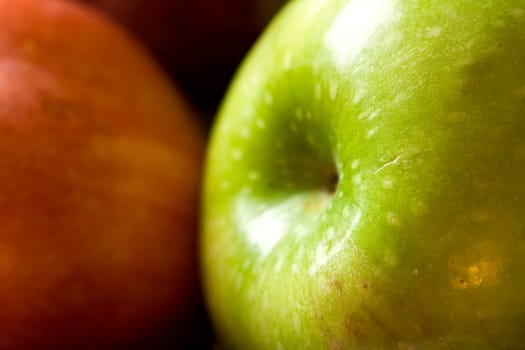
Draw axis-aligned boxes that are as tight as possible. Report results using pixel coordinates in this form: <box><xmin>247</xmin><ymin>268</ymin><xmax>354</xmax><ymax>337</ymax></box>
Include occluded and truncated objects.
<box><xmin>329</xmin><ymin>275</ymin><xmax>343</xmax><ymax>293</ymax></box>
<box><xmin>362</xmin><ymin>282</ymin><xmax>373</xmax><ymax>291</ymax></box>
<box><xmin>361</xmin><ymin>303</ymin><xmax>399</xmax><ymax>343</ymax></box>
<box><xmin>343</xmin><ymin>311</ymin><xmax>369</xmax><ymax>341</ymax></box>
<box><xmin>478</xmin><ymin>312</ymin><xmax>499</xmax><ymax>348</ymax></box>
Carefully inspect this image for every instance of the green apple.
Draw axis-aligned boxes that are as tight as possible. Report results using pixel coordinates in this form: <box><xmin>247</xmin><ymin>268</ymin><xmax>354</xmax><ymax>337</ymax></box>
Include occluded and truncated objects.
<box><xmin>202</xmin><ymin>0</ymin><xmax>525</xmax><ymax>348</ymax></box>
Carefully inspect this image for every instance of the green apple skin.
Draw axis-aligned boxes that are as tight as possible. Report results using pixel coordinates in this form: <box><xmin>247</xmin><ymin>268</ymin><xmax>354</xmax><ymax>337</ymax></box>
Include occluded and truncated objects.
<box><xmin>202</xmin><ymin>0</ymin><xmax>525</xmax><ymax>349</ymax></box>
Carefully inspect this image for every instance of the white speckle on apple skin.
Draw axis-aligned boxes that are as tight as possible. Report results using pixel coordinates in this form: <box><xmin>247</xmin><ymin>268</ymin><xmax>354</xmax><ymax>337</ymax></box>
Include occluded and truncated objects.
<box><xmin>239</xmin><ymin>128</ymin><xmax>251</xmax><ymax>139</ymax></box>
<box><xmin>241</xmin><ymin>107</ymin><xmax>254</xmax><ymax>119</ymax></box>
<box><xmin>264</xmin><ymin>92</ymin><xmax>273</xmax><ymax>105</ymax></box>
<box><xmin>384</xmin><ymin>250</ymin><xmax>398</xmax><ymax>266</ymax></box>
<box><xmin>343</xmin><ymin>206</ymin><xmax>351</xmax><ymax>218</ymax></box>
<box><xmin>411</xmin><ymin>200</ymin><xmax>428</xmax><ymax>216</ymax></box>
<box><xmin>511</xmin><ymin>8</ymin><xmax>525</xmax><ymax>17</ymax></box>
<box><xmin>231</xmin><ymin>149</ymin><xmax>243</xmax><ymax>160</ymax></box>
<box><xmin>352</xmin><ymin>174</ymin><xmax>362</xmax><ymax>185</ymax></box>
<box><xmin>274</xmin><ymin>256</ymin><xmax>284</xmax><ymax>273</ymax></box>
<box><xmin>366</xmin><ymin>127</ymin><xmax>378</xmax><ymax>138</ymax></box>
<box><xmin>357</xmin><ymin>110</ymin><xmax>369</xmax><ymax>120</ymax></box>
<box><xmin>394</xmin><ymin>92</ymin><xmax>407</xmax><ymax>103</ymax></box>
<box><xmin>234</xmin><ymin>274</ymin><xmax>243</xmax><ymax>291</ymax></box>
<box><xmin>310</xmin><ymin>210</ymin><xmax>362</xmax><ymax>275</ymax></box>
<box><xmin>283</xmin><ymin>51</ymin><xmax>292</xmax><ymax>69</ymax></box>
<box><xmin>326</xmin><ymin>226</ymin><xmax>336</xmax><ymax>240</ymax></box>
<box><xmin>219</xmin><ymin>181</ymin><xmax>230</xmax><ymax>190</ymax></box>
<box><xmin>351</xmin><ymin>159</ymin><xmax>360</xmax><ymax>169</ymax></box>
<box><xmin>315</xmin><ymin>82</ymin><xmax>322</xmax><ymax>100</ymax></box>
<box><xmin>294</xmin><ymin>107</ymin><xmax>303</xmax><ymax>119</ymax></box>
<box><xmin>250</xmin><ymin>73</ymin><xmax>260</xmax><ymax>86</ymax></box>
<box><xmin>426</xmin><ymin>26</ymin><xmax>443</xmax><ymax>38</ymax></box>
<box><xmin>368</xmin><ymin>108</ymin><xmax>381</xmax><ymax>121</ymax></box>
<box><xmin>414</xmin><ymin>269</ymin><xmax>419</xmax><ymax>275</ymax></box>
<box><xmin>305</xmin><ymin>110</ymin><xmax>313</xmax><ymax>119</ymax></box>
<box><xmin>309</xmin><ymin>244</ymin><xmax>329</xmax><ymax>275</ymax></box>
<box><xmin>248</xmin><ymin>172</ymin><xmax>260</xmax><ymax>181</ymax></box>
<box><xmin>256</xmin><ymin>119</ymin><xmax>266</xmax><ymax>129</ymax></box>
<box><xmin>293</xmin><ymin>314</ymin><xmax>301</xmax><ymax>333</ymax></box>
<box><xmin>382</xmin><ymin>177</ymin><xmax>394</xmax><ymax>189</ymax></box>
<box><xmin>307</xmin><ymin>135</ymin><xmax>316</xmax><ymax>147</ymax></box>
<box><xmin>387</xmin><ymin>212</ymin><xmax>402</xmax><ymax>227</ymax></box>
<box><xmin>353</xmin><ymin>88</ymin><xmax>367</xmax><ymax>104</ymax></box>
<box><xmin>329</xmin><ymin>81</ymin><xmax>339</xmax><ymax>101</ymax></box>
<box><xmin>493</xmin><ymin>19</ymin><xmax>506</xmax><ymax>28</ymax></box>
<box><xmin>289</xmin><ymin>122</ymin><xmax>299</xmax><ymax>133</ymax></box>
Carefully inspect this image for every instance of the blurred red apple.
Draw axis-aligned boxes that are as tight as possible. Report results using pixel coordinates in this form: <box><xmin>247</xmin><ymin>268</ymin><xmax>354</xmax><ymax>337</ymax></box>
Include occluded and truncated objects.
<box><xmin>0</xmin><ymin>0</ymin><xmax>207</xmax><ymax>349</ymax></box>
<box><xmin>75</xmin><ymin>0</ymin><xmax>286</xmax><ymax>118</ymax></box>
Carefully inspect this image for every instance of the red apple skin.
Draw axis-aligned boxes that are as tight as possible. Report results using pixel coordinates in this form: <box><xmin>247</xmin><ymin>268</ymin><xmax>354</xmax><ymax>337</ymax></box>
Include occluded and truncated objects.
<box><xmin>75</xmin><ymin>0</ymin><xmax>286</xmax><ymax>118</ymax></box>
<box><xmin>0</xmin><ymin>0</ymin><xmax>207</xmax><ymax>349</ymax></box>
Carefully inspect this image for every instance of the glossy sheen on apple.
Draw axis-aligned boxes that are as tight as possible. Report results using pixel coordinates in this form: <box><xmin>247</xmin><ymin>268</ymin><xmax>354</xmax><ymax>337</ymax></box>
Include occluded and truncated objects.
<box><xmin>0</xmin><ymin>0</ymin><xmax>205</xmax><ymax>349</ymax></box>
<box><xmin>202</xmin><ymin>0</ymin><xmax>525</xmax><ymax>349</ymax></box>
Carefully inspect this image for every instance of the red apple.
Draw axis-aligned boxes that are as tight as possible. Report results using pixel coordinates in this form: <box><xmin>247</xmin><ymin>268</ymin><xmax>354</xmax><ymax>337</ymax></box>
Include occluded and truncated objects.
<box><xmin>0</xmin><ymin>0</ymin><xmax>207</xmax><ymax>349</ymax></box>
<box><xmin>74</xmin><ymin>0</ymin><xmax>287</xmax><ymax>118</ymax></box>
